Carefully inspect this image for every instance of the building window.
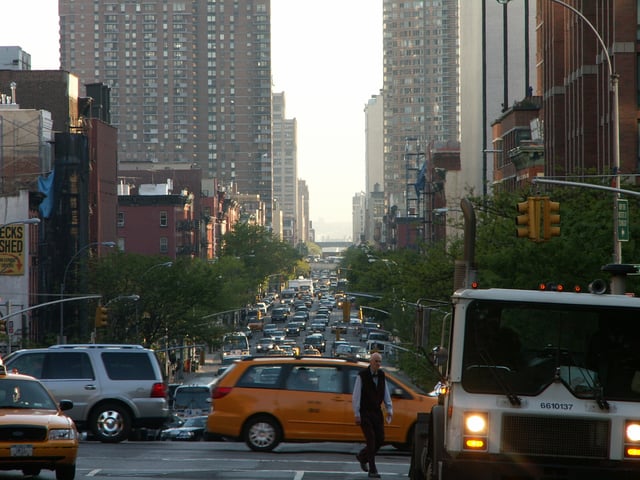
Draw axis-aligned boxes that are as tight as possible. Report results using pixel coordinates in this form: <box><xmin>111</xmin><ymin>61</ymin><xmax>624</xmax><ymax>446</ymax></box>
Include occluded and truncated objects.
<box><xmin>117</xmin><ymin>238</ymin><xmax>125</xmax><ymax>252</ymax></box>
<box><xmin>117</xmin><ymin>212</ymin><xmax>125</xmax><ymax>227</ymax></box>
<box><xmin>160</xmin><ymin>237</ymin><xmax>168</xmax><ymax>253</ymax></box>
<box><xmin>160</xmin><ymin>211</ymin><xmax>168</xmax><ymax>227</ymax></box>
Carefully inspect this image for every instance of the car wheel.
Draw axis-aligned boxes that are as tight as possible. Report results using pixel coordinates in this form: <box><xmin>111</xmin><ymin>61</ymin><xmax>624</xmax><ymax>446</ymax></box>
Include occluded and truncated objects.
<box><xmin>90</xmin><ymin>403</ymin><xmax>132</xmax><ymax>443</ymax></box>
<box><xmin>55</xmin><ymin>464</ymin><xmax>76</xmax><ymax>480</ymax></box>
<box><xmin>243</xmin><ymin>414</ymin><xmax>282</xmax><ymax>452</ymax></box>
<box><xmin>22</xmin><ymin>467</ymin><xmax>41</xmax><ymax>476</ymax></box>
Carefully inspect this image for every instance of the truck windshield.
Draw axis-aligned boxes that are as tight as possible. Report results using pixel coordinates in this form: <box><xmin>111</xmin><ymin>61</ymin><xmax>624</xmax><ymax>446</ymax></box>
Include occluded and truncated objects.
<box><xmin>461</xmin><ymin>300</ymin><xmax>640</xmax><ymax>402</ymax></box>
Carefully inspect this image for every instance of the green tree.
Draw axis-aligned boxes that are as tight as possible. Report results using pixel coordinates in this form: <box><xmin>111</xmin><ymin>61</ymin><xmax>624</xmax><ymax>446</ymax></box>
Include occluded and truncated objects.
<box><xmin>220</xmin><ymin>223</ymin><xmax>302</xmax><ymax>289</ymax></box>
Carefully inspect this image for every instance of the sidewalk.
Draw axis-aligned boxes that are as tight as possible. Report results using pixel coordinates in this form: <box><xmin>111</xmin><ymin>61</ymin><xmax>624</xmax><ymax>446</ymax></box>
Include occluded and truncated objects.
<box><xmin>177</xmin><ymin>352</ymin><xmax>221</xmax><ymax>385</ymax></box>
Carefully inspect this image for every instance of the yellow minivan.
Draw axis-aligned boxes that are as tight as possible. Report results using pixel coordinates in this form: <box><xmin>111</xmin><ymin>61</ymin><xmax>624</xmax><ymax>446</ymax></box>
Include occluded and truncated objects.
<box><xmin>206</xmin><ymin>356</ymin><xmax>436</xmax><ymax>452</ymax></box>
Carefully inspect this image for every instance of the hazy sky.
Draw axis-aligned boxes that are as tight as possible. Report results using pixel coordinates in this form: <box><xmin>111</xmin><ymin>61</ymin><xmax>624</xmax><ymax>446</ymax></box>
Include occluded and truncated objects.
<box><xmin>0</xmin><ymin>0</ymin><xmax>383</xmax><ymax>241</ymax></box>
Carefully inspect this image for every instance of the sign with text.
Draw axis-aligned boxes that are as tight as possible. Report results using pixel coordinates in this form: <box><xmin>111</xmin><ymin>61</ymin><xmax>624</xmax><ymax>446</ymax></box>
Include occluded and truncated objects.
<box><xmin>0</xmin><ymin>224</ymin><xmax>26</xmax><ymax>275</ymax></box>
<box><xmin>618</xmin><ymin>199</ymin><xmax>629</xmax><ymax>242</ymax></box>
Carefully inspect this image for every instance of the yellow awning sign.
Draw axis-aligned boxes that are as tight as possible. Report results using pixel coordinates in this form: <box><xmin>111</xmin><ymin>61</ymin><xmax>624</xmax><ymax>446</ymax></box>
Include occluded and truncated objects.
<box><xmin>0</xmin><ymin>225</ymin><xmax>26</xmax><ymax>275</ymax></box>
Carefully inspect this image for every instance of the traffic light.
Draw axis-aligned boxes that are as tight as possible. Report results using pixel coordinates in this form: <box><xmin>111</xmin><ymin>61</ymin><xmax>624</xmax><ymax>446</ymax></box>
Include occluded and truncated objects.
<box><xmin>94</xmin><ymin>306</ymin><xmax>109</xmax><ymax>328</ymax></box>
<box><xmin>543</xmin><ymin>198</ymin><xmax>560</xmax><ymax>240</ymax></box>
<box><xmin>516</xmin><ymin>197</ymin><xmax>540</xmax><ymax>241</ymax></box>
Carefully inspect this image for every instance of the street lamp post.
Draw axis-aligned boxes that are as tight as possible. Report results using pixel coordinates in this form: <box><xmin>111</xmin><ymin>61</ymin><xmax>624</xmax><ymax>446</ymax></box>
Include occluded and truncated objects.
<box><xmin>497</xmin><ymin>0</ymin><xmax>621</xmax><ymax>262</ymax></box>
<box><xmin>59</xmin><ymin>241</ymin><xmax>116</xmax><ymax>344</ymax></box>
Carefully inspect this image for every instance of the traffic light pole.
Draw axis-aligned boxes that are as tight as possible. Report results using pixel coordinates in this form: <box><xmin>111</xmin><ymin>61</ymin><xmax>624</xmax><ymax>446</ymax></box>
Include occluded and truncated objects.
<box><xmin>531</xmin><ymin>178</ymin><xmax>640</xmax><ymax>198</ymax></box>
<box><xmin>0</xmin><ymin>296</ymin><xmax>102</xmax><ymax>325</ymax></box>
<box><xmin>532</xmin><ymin>178</ymin><xmax>640</xmax><ymax>260</ymax></box>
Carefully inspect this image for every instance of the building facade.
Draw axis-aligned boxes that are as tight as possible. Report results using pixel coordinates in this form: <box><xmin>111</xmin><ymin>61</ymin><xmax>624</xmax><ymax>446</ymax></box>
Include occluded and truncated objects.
<box><xmin>382</xmin><ymin>0</ymin><xmax>459</xmax><ymax>220</ymax></box>
<box><xmin>58</xmin><ymin>0</ymin><xmax>274</xmax><ymax>224</ymax></box>
<box><xmin>272</xmin><ymin>92</ymin><xmax>298</xmax><ymax>245</ymax></box>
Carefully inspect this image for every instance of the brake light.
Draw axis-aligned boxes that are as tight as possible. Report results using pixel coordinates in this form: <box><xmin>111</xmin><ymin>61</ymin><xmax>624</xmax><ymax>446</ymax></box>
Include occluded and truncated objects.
<box><xmin>150</xmin><ymin>382</ymin><xmax>167</xmax><ymax>398</ymax></box>
<box><xmin>212</xmin><ymin>386</ymin><xmax>233</xmax><ymax>399</ymax></box>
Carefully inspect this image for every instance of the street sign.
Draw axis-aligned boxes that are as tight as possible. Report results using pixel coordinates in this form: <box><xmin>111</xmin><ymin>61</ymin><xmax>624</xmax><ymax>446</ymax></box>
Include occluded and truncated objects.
<box><xmin>618</xmin><ymin>199</ymin><xmax>629</xmax><ymax>242</ymax></box>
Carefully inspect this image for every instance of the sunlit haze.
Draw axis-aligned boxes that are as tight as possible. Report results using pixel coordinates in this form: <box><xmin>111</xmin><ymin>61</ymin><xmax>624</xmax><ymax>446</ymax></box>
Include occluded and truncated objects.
<box><xmin>0</xmin><ymin>1</ymin><xmax>383</xmax><ymax>242</ymax></box>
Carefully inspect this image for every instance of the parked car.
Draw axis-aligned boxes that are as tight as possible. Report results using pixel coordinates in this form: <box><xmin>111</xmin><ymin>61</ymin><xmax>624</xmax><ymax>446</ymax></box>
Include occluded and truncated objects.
<box><xmin>205</xmin><ymin>356</ymin><xmax>435</xmax><ymax>452</ymax></box>
<box><xmin>4</xmin><ymin>344</ymin><xmax>169</xmax><ymax>443</ymax></box>
<box><xmin>161</xmin><ymin>415</ymin><xmax>208</xmax><ymax>441</ymax></box>
<box><xmin>0</xmin><ymin>362</ymin><xmax>78</xmax><ymax>479</ymax></box>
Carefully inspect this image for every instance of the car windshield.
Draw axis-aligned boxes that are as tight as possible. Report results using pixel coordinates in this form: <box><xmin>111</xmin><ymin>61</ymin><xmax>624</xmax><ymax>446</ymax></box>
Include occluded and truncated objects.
<box><xmin>0</xmin><ymin>379</ymin><xmax>57</xmax><ymax>409</ymax></box>
<box><xmin>461</xmin><ymin>299</ymin><xmax>640</xmax><ymax>402</ymax></box>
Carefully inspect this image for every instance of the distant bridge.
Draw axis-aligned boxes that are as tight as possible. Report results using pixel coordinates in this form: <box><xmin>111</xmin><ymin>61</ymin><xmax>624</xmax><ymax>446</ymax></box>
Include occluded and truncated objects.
<box><xmin>315</xmin><ymin>241</ymin><xmax>352</xmax><ymax>258</ymax></box>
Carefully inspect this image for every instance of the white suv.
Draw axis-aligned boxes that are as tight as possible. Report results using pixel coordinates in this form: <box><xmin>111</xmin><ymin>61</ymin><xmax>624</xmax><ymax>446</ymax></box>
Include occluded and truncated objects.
<box><xmin>4</xmin><ymin>344</ymin><xmax>169</xmax><ymax>443</ymax></box>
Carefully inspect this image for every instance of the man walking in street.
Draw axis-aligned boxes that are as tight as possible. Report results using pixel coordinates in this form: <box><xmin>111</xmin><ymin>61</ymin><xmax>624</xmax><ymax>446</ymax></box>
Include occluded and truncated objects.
<box><xmin>352</xmin><ymin>352</ymin><xmax>393</xmax><ymax>478</ymax></box>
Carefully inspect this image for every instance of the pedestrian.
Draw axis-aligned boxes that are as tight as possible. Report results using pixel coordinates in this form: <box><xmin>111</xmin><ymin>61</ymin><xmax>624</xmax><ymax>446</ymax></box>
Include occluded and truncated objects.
<box><xmin>352</xmin><ymin>352</ymin><xmax>393</xmax><ymax>478</ymax></box>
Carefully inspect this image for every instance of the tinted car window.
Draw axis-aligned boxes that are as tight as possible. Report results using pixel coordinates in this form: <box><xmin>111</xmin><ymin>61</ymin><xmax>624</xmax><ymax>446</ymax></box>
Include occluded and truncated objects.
<box><xmin>236</xmin><ymin>365</ymin><xmax>283</xmax><ymax>387</ymax></box>
<box><xmin>101</xmin><ymin>352</ymin><xmax>156</xmax><ymax>380</ymax></box>
<box><xmin>42</xmin><ymin>352</ymin><xmax>94</xmax><ymax>380</ymax></box>
<box><xmin>285</xmin><ymin>365</ymin><xmax>341</xmax><ymax>393</ymax></box>
<box><xmin>5</xmin><ymin>352</ymin><xmax>46</xmax><ymax>378</ymax></box>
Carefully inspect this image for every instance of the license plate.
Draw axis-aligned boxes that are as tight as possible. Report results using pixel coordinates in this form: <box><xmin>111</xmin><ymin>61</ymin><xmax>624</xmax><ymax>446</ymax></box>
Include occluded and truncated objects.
<box><xmin>11</xmin><ymin>445</ymin><xmax>33</xmax><ymax>457</ymax></box>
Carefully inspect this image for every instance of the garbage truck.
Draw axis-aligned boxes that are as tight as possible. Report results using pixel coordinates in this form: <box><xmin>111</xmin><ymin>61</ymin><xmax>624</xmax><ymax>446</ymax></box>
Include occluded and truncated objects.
<box><xmin>411</xmin><ymin>199</ymin><xmax>640</xmax><ymax>480</ymax></box>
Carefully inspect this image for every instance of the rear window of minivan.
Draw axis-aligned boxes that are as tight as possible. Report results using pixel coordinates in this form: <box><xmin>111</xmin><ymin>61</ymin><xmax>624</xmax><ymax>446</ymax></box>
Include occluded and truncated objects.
<box><xmin>101</xmin><ymin>352</ymin><xmax>157</xmax><ymax>380</ymax></box>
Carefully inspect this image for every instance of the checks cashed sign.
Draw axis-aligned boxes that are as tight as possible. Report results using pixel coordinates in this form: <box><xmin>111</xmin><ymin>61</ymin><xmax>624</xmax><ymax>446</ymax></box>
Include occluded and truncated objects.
<box><xmin>0</xmin><ymin>224</ymin><xmax>26</xmax><ymax>275</ymax></box>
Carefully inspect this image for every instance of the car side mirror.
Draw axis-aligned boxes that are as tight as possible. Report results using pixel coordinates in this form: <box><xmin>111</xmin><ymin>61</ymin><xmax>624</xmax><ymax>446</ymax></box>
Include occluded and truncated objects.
<box><xmin>59</xmin><ymin>399</ymin><xmax>74</xmax><ymax>411</ymax></box>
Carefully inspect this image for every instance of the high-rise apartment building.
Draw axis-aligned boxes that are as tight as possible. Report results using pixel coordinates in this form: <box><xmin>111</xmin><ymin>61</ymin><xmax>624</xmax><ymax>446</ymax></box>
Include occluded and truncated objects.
<box><xmin>272</xmin><ymin>92</ymin><xmax>297</xmax><ymax>245</ymax></box>
<box><xmin>58</xmin><ymin>0</ymin><xmax>274</xmax><ymax>224</ymax></box>
<box><xmin>382</xmin><ymin>0</ymin><xmax>459</xmax><ymax>218</ymax></box>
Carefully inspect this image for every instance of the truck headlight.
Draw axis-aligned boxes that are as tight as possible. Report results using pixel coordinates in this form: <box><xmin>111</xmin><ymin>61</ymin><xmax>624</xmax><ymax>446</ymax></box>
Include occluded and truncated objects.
<box><xmin>625</xmin><ymin>421</ymin><xmax>640</xmax><ymax>458</ymax></box>
<box><xmin>463</xmin><ymin>412</ymin><xmax>488</xmax><ymax>451</ymax></box>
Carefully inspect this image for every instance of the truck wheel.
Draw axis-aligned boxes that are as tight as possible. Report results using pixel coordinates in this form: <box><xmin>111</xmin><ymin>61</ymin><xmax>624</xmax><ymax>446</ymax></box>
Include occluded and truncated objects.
<box><xmin>428</xmin><ymin>406</ymin><xmax>445</xmax><ymax>480</ymax></box>
<box><xmin>410</xmin><ymin>413</ymin><xmax>429</xmax><ymax>479</ymax></box>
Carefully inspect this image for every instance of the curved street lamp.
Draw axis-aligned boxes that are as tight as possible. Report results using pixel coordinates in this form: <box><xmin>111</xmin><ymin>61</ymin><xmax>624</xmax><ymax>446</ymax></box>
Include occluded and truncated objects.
<box><xmin>142</xmin><ymin>261</ymin><xmax>173</xmax><ymax>277</ymax></box>
<box><xmin>0</xmin><ymin>218</ymin><xmax>41</xmax><ymax>227</ymax></box>
<box><xmin>59</xmin><ymin>241</ymin><xmax>116</xmax><ymax>343</ymax></box>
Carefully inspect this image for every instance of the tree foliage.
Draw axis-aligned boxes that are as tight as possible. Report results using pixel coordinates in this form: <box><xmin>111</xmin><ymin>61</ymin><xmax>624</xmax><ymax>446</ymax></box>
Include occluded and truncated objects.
<box><xmin>87</xmin><ymin>223</ymin><xmax>301</xmax><ymax>350</ymax></box>
<box><xmin>340</xmin><ymin>184</ymin><xmax>640</xmax><ymax>390</ymax></box>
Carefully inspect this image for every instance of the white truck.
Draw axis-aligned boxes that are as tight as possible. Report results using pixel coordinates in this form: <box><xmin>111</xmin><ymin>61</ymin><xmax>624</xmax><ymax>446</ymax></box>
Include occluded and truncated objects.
<box><xmin>410</xmin><ymin>199</ymin><xmax>640</xmax><ymax>479</ymax></box>
<box><xmin>288</xmin><ymin>277</ymin><xmax>314</xmax><ymax>296</ymax></box>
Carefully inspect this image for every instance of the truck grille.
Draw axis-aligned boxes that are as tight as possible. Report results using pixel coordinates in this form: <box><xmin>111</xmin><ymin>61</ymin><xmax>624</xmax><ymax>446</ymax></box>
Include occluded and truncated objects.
<box><xmin>502</xmin><ymin>415</ymin><xmax>610</xmax><ymax>459</ymax></box>
<box><xmin>0</xmin><ymin>425</ymin><xmax>47</xmax><ymax>442</ymax></box>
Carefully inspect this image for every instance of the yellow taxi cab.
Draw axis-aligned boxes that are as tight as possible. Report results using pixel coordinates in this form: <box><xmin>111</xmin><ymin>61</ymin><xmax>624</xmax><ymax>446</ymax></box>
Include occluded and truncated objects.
<box><xmin>302</xmin><ymin>347</ymin><xmax>321</xmax><ymax>357</ymax></box>
<box><xmin>0</xmin><ymin>361</ymin><xmax>78</xmax><ymax>479</ymax></box>
<box><xmin>206</xmin><ymin>356</ymin><xmax>436</xmax><ymax>452</ymax></box>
